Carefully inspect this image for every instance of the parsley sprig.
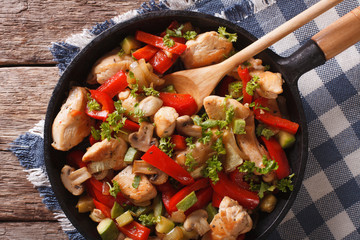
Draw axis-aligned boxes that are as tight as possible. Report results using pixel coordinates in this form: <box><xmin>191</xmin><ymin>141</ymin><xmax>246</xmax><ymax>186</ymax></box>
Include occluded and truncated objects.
<box><xmin>163</xmin><ymin>24</ymin><xmax>198</xmax><ymax>47</ymax></box>
<box><xmin>246</xmin><ymin>75</ymin><xmax>260</xmax><ymax>96</ymax></box>
<box><xmin>142</xmin><ymin>86</ymin><xmax>160</xmax><ymax>97</ymax></box>
<box><xmin>87</xmin><ymin>93</ymin><xmax>101</xmax><ymax>112</ymax></box>
<box><xmin>108</xmin><ymin>180</ymin><xmax>121</xmax><ymax>198</ymax></box>
<box><xmin>218</xmin><ymin>26</ymin><xmax>237</xmax><ymax>42</ymax></box>
<box><xmin>159</xmin><ymin>137</ymin><xmax>175</xmax><ymax>157</ymax></box>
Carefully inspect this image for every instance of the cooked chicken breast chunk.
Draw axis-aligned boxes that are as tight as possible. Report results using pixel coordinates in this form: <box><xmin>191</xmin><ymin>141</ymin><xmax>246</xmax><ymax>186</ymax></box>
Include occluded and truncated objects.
<box><xmin>154</xmin><ymin>107</ymin><xmax>179</xmax><ymax>138</ymax></box>
<box><xmin>252</xmin><ymin>71</ymin><xmax>283</xmax><ymax>99</ymax></box>
<box><xmin>181</xmin><ymin>31</ymin><xmax>233</xmax><ymax>69</ymax></box>
<box><xmin>113</xmin><ymin>166</ymin><xmax>157</xmax><ymax>205</ymax></box>
<box><xmin>209</xmin><ymin>196</ymin><xmax>253</xmax><ymax>240</ymax></box>
<box><xmin>204</xmin><ymin>96</ymin><xmax>250</xmax><ymax>120</ymax></box>
<box><xmin>52</xmin><ymin>87</ymin><xmax>94</xmax><ymax>151</ymax></box>
<box><xmin>82</xmin><ymin>138</ymin><xmax>128</xmax><ymax>170</ymax></box>
<box><xmin>87</xmin><ymin>48</ymin><xmax>134</xmax><ymax>84</ymax></box>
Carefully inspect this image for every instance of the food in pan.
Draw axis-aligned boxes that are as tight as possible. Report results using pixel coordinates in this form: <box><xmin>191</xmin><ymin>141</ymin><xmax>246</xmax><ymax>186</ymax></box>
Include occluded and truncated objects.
<box><xmin>52</xmin><ymin>21</ymin><xmax>298</xmax><ymax>240</ymax></box>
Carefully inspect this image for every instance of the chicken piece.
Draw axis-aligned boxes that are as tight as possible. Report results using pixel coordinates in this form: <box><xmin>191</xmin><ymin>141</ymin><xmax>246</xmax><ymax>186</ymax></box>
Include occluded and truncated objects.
<box><xmin>113</xmin><ymin>166</ymin><xmax>157</xmax><ymax>205</ymax></box>
<box><xmin>203</xmin><ymin>96</ymin><xmax>250</xmax><ymax>120</ymax></box>
<box><xmin>236</xmin><ymin>113</ymin><xmax>268</xmax><ymax>169</ymax></box>
<box><xmin>252</xmin><ymin>71</ymin><xmax>283</xmax><ymax>99</ymax></box>
<box><xmin>82</xmin><ymin>138</ymin><xmax>127</xmax><ymax>170</ymax></box>
<box><xmin>121</xmin><ymin>94</ymin><xmax>144</xmax><ymax>122</ymax></box>
<box><xmin>181</xmin><ymin>31</ymin><xmax>233</xmax><ymax>69</ymax></box>
<box><xmin>138</xmin><ymin>96</ymin><xmax>163</xmax><ymax>117</ymax></box>
<box><xmin>52</xmin><ymin>87</ymin><xmax>94</xmax><ymax>151</ymax></box>
<box><xmin>87</xmin><ymin>48</ymin><xmax>134</xmax><ymax>84</ymax></box>
<box><xmin>209</xmin><ymin>196</ymin><xmax>253</xmax><ymax>240</ymax></box>
<box><xmin>154</xmin><ymin>107</ymin><xmax>179</xmax><ymax>138</ymax></box>
<box><xmin>222</xmin><ymin>130</ymin><xmax>248</xmax><ymax>173</ymax></box>
<box><xmin>175</xmin><ymin>133</ymin><xmax>218</xmax><ymax>178</ymax></box>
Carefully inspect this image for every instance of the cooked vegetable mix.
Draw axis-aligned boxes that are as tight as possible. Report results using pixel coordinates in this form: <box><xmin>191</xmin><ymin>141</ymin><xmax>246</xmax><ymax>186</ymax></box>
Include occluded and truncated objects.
<box><xmin>52</xmin><ymin>20</ymin><xmax>299</xmax><ymax>240</ymax></box>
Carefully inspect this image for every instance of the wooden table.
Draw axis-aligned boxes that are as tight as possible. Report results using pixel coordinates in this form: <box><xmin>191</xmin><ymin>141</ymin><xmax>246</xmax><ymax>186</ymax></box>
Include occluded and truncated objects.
<box><xmin>0</xmin><ymin>1</ymin><xmax>143</xmax><ymax>238</ymax></box>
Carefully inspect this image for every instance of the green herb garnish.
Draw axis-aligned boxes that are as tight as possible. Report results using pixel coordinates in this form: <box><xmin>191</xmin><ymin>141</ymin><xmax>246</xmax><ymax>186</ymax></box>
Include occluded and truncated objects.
<box><xmin>218</xmin><ymin>26</ymin><xmax>237</xmax><ymax>42</ymax></box>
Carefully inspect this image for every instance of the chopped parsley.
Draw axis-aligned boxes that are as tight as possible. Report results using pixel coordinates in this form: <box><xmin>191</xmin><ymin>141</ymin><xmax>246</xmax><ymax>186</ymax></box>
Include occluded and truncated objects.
<box><xmin>185</xmin><ymin>152</ymin><xmax>197</xmax><ymax>172</ymax></box>
<box><xmin>117</xmin><ymin>48</ymin><xmax>125</xmax><ymax>57</ymax></box>
<box><xmin>256</xmin><ymin>125</ymin><xmax>275</xmax><ymax>140</ymax></box>
<box><xmin>212</xmin><ymin>138</ymin><xmax>226</xmax><ymax>155</ymax></box>
<box><xmin>203</xmin><ymin>155</ymin><xmax>223</xmax><ymax>184</ymax></box>
<box><xmin>277</xmin><ymin>173</ymin><xmax>295</xmax><ymax>192</ymax></box>
<box><xmin>264</xmin><ymin>65</ymin><xmax>271</xmax><ymax>71</ymax></box>
<box><xmin>132</xmin><ymin>103</ymin><xmax>145</xmax><ymax>118</ymax></box>
<box><xmin>238</xmin><ymin>156</ymin><xmax>278</xmax><ymax>175</ymax></box>
<box><xmin>108</xmin><ymin>180</ymin><xmax>121</xmax><ymax>198</ymax></box>
<box><xmin>198</xmin><ymin>129</ymin><xmax>213</xmax><ymax>144</ymax></box>
<box><xmin>142</xmin><ymin>86</ymin><xmax>160</xmax><ymax>97</ymax></box>
<box><xmin>100</xmin><ymin>122</ymin><xmax>113</xmax><ymax>141</ymax></box>
<box><xmin>183</xmin><ymin>30</ymin><xmax>197</xmax><ymax>40</ymax></box>
<box><xmin>132</xmin><ymin>175</ymin><xmax>141</xmax><ymax>189</ymax></box>
<box><xmin>249</xmin><ymin>102</ymin><xmax>270</xmax><ymax>111</ymax></box>
<box><xmin>90</xmin><ymin>126</ymin><xmax>101</xmax><ymax>141</ymax></box>
<box><xmin>159</xmin><ymin>137</ymin><xmax>175</xmax><ymax>157</ymax></box>
<box><xmin>246</xmin><ymin>75</ymin><xmax>260</xmax><ymax>96</ymax></box>
<box><xmin>229</xmin><ymin>81</ymin><xmax>243</xmax><ymax>95</ymax></box>
<box><xmin>87</xmin><ymin>93</ymin><xmax>101</xmax><ymax>112</ymax></box>
<box><xmin>218</xmin><ymin>26</ymin><xmax>237</xmax><ymax>42</ymax></box>
<box><xmin>163</xmin><ymin>34</ymin><xmax>175</xmax><ymax>47</ymax></box>
<box><xmin>185</xmin><ymin>137</ymin><xmax>196</xmax><ymax>150</ymax></box>
<box><xmin>163</xmin><ymin>24</ymin><xmax>198</xmax><ymax>46</ymax></box>
<box><xmin>138</xmin><ymin>214</ymin><xmax>160</xmax><ymax>226</ymax></box>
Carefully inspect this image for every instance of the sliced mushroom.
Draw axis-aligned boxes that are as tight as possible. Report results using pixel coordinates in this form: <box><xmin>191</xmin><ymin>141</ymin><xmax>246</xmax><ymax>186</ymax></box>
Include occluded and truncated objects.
<box><xmin>222</xmin><ymin>130</ymin><xmax>248</xmax><ymax>173</ymax></box>
<box><xmin>61</xmin><ymin>165</ymin><xmax>91</xmax><ymax>196</ymax></box>
<box><xmin>92</xmin><ymin>169</ymin><xmax>110</xmax><ymax>180</ymax></box>
<box><xmin>203</xmin><ymin>95</ymin><xmax>250</xmax><ymax>121</ymax></box>
<box><xmin>132</xmin><ymin>160</ymin><xmax>168</xmax><ymax>185</ymax></box>
<box><xmin>138</xmin><ymin>96</ymin><xmax>163</xmax><ymax>117</ymax></box>
<box><xmin>176</xmin><ymin>115</ymin><xmax>202</xmax><ymax>138</ymax></box>
<box><xmin>89</xmin><ymin>208</ymin><xmax>106</xmax><ymax>223</ymax></box>
<box><xmin>154</xmin><ymin>107</ymin><xmax>179</xmax><ymax>138</ymax></box>
<box><xmin>183</xmin><ymin>209</ymin><xmax>211</xmax><ymax>236</ymax></box>
<box><xmin>129</xmin><ymin>122</ymin><xmax>159</xmax><ymax>152</ymax></box>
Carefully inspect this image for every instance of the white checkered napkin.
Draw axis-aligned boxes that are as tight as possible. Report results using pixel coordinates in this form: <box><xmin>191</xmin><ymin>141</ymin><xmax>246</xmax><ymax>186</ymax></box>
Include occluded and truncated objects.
<box><xmin>246</xmin><ymin>1</ymin><xmax>360</xmax><ymax>239</ymax></box>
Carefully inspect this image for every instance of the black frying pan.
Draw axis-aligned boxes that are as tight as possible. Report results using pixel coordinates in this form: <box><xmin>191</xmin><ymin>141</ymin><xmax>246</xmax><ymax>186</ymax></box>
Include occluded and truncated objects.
<box><xmin>44</xmin><ymin>9</ymin><xmax>360</xmax><ymax>240</ymax></box>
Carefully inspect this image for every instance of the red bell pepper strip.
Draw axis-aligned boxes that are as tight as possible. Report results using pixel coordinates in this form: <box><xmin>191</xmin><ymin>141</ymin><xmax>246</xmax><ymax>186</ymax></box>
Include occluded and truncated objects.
<box><xmin>171</xmin><ymin>135</ymin><xmax>187</xmax><ymax>151</ymax></box>
<box><xmin>132</xmin><ymin>45</ymin><xmax>159</xmax><ymax>61</ymax></box>
<box><xmin>238</xmin><ymin>67</ymin><xmax>252</xmax><ymax>104</ymax></box>
<box><xmin>66</xmin><ymin>150</ymin><xmax>87</xmax><ymax>168</ymax></box>
<box><xmin>216</xmin><ymin>76</ymin><xmax>235</xmax><ymax>97</ymax></box>
<box><xmin>96</xmin><ymin>70</ymin><xmax>128</xmax><ymax>98</ymax></box>
<box><xmin>85</xmin><ymin>90</ymin><xmax>115</xmax><ymax>121</ymax></box>
<box><xmin>118</xmin><ymin>221</ymin><xmax>150</xmax><ymax>240</ymax></box>
<box><xmin>211</xmin><ymin>172</ymin><xmax>259</xmax><ymax>210</ymax></box>
<box><xmin>185</xmin><ymin>187</ymin><xmax>213</xmax><ymax>215</ymax></box>
<box><xmin>141</xmin><ymin>145</ymin><xmax>194</xmax><ymax>185</ymax></box>
<box><xmin>135</xmin><ymin>31</ymin><xmax>187</xmax><ymax>55</ymax></box>
<box><xmin>149</xmin><ymin>50</ymin><xmax>178</xmax><ymax>74</ymax></box>
<box><xmin>255</xmin><ymin>112</ymin><xmax>299</xmax><ymax>135</ymax></box>
<box><xmin>229</xmin><ymin>171</ymin><xmax>251</xmax><ymax>191</ymax></box>
<box><xmin>123</xmin><ymin>119</ymin><xmax>140</xmax><ymax>132</ymax></box>
<box><xmin>87</xmin><ymin>177</ymin><xmax>104</xmax><ymax>193</ymax></box>
<box><xmin>93</xmin><ymin>198</ymin><xmax>111</xmax><ymax>218</ymax></box>
<box><xmin>168</xmin><ymin>178</ymin><xmax>209</xmax><ymax>212</ymax></box>
<box><xmin>89</xmin><ymin>134</ymin><xmax>98</xmax><ymax>146</ymax></box>
<box><xmin>159</xmin><ymin>92</ymin><xmax>197</xmax><ymax>116</ymax></box>
<box><xmin>156</xmin><ymin>182</ymin><xmax>178</xmax><ymax>215</ymax></box>
<box><xmin>212</xmin><ymin>191</ymin><xmax>223</xmax><ymax>208</ymax></box>
<box><xmin>261</xmin><ymin>136</ymin><xmax>291</xmax><ymax>179</ymax></box>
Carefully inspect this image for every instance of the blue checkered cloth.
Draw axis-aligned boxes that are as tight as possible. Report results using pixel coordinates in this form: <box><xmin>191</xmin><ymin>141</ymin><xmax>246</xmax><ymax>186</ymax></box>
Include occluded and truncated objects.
<box><xmin>10</xmin><ymin>0</ymin><xmax>360</xmax><ymax>239</ymax></box>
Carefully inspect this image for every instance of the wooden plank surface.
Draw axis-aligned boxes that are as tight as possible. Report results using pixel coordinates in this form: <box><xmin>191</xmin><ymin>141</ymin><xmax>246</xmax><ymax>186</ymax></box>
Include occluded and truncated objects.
<box><xmin>0</xmin><ymin>0</ymin><xmax>144</xmax><ymax>238</ymax></box>
<box><xmin>0</xmin><ymin>0</ymin><xmax>143</xmax><ymax>65</ymax></box>
<box><xmin>0</xmin><ymin>222</ymin><xmax>68</xmax><ymax>239</ymax></box>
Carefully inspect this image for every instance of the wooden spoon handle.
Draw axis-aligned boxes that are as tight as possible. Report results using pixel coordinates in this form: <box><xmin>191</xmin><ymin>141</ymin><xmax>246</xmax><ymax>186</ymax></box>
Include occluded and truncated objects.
<box><xmin>312</xmin><ymin>6</ymin><xmax>360</xmax><ymax>60</ymax></box>
<box><xmin>221</xmin><ymin>0</ymin><xmax>344</xmax><ymax>71</ymax></box>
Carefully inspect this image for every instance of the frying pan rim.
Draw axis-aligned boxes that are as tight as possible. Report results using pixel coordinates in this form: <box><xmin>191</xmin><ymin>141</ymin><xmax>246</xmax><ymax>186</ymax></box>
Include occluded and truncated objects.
<box><xmin>44</xmin><ymin>10</ymin><xmax>308</xmax><ymax>240</ymax></box>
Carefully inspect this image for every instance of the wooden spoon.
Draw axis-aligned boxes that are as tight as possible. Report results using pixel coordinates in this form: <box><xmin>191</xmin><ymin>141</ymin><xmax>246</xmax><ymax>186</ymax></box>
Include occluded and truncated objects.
<box><xmin>164</xmin><ymin>0</ymin><xmax>344</xmax><ymax>110</ymax></box>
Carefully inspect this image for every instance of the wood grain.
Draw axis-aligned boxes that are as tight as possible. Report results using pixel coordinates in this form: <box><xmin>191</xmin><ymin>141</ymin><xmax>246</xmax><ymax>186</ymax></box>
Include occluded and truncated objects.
<box><xmin>0</xmin><ymin>0</ymin><xmax>143</xmax><ymax>65</ymax></box>
<box><xmin>0</xmin><ymin>222</ymin><xmax>67</xmax><ymax>240</ymax></box>
<box><xmin>0</xmin><ymin>67</ymin><xmax>58</xmax><ymax>150</ymax></box>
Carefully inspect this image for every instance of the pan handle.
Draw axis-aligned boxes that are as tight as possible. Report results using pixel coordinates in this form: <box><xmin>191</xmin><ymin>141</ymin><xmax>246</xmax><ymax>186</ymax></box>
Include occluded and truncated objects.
<box><xmin>278</xmin><ymin>6</ymin><xmax>360</xmax><ymax>85</ymax></box>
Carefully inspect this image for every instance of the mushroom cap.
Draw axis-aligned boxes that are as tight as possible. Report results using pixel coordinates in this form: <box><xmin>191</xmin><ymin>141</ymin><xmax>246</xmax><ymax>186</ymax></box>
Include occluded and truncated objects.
<box><xmin>61</xmin><ymin>165</ymin><xmax>85</xmax><ymax>196</ymax></box>
<box><xmin>183</xmin><ymin>209</ymin><xmax>210</xmax><ymax>236</ymax></box>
